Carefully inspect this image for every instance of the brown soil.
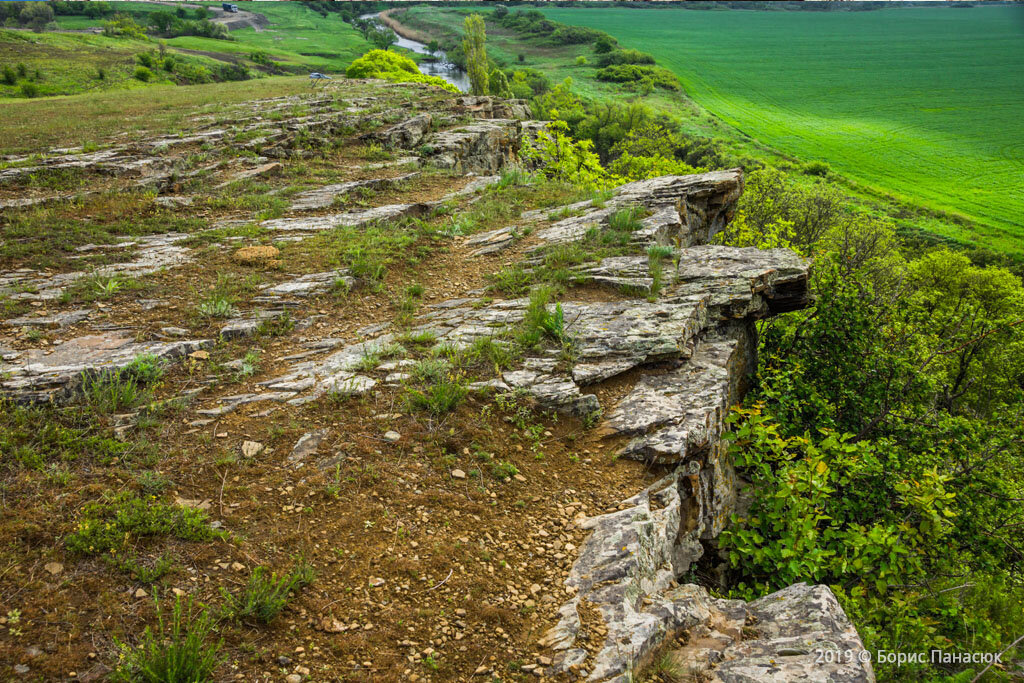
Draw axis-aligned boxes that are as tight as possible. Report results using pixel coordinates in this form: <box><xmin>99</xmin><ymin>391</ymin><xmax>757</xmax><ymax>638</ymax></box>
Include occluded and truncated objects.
<box><xmin>0</xmin><ymin>82</ymin><xmax>665</xmax><ymax>682</ymax></box>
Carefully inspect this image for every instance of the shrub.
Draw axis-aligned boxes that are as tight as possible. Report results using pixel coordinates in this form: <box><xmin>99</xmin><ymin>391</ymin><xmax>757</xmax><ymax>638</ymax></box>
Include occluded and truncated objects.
<box><xmin>111</xmin><ymin>596</ymin><xmax>222</xmax><ymax>683</ymax></box>
<box><xmin>136</xmin><ymin>52</ymin><xmax>155</xmax><ymax>69</ymax></box>
<box><xmin>803</xmin><ymin>160</ymin><xmax>831</xmax><ymax>176</ymax></box>
<box><xmin>1</xmin><ymin>65</ymin><xmax>16</xmax><ymax>85</ymax></box>
<box><xmin>550</xmin><ymin>25</ymin><xmax>605</xmax><ymax>45</ymax></box>
<box><xmin>594</xmin><ymin>35</ymin><xmax>616</xmax><ymax>54</ymax></box>
<box><xmin>222</xmin><ymin>563</ymin><xmax>314</xmax><ymax>624</ymax></box>
<box><xmin>19</xmin><ymin>81</ymin><xmax>39</xmax><ymax>98</ymax></box>
<box><xmin>133</xmin><ymin>66</ymin><xmax>154</xmax><ymax>82</ymax></box>
<box><xmin>596</xmin><ymin>49</ymin><xmax>656</xmax><ymax>67</ymax></box>
<box><xmin>595</xmin><ymin>64</ymin><xmax>680</xmax><ymax>91</ymax></box>
<box><xmin>345</xmin><ymin>49</ymin><xmax>458</xmax><ymax>93</ymax></box>
<box><xmin>575</xmin><ymin>55</ymin><xmax>588</xmax><ymax>67</ymax></box>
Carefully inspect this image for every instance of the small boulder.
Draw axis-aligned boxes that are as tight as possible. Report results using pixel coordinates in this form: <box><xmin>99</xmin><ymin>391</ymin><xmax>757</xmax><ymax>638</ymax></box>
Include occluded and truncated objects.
<box><xmin>241</xmin><ymin>440</ymin><xmax>264</xmax><ymax>458</ymax></box>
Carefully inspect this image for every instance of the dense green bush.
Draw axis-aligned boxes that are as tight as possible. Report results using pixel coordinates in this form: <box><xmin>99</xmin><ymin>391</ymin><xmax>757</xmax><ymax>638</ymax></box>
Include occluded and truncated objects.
<box><xmin>345</xmin><ymin>49</ymin><xmax>459</xmax><ymax>93</ymax></box>
<box><xmin>595</xmin><ymin>64</ymin><xmax>680</xmax><ymax>90</ymax></box>
<box><xmin>133</xmin><ymin>66</ymin><xmax>154</xmax><ymax>82</ymax></box>
<box><xmin>595</xmin><ymin>48</ymin><xmax>656</xmax><ymax>67</ymax></box>
<box><xmin>715</xmin><ymin>167</ymin><xmax>1024</xmax><ymax>680</ymax></box>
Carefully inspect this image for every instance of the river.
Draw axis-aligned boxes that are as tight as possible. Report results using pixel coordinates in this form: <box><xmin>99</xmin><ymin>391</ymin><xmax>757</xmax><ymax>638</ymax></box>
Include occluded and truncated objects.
<box><xmin>359</xmin><ymin>13</ymin><xmax>471</xmax><ymax>93</ymax></box>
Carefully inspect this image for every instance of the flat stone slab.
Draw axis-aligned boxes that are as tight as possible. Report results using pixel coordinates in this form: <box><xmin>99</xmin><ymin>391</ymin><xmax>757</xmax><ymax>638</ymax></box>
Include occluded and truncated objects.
<box><xmin>288</xmin><ymin>172</ymin><xmax>419</xmax><ymax>212</ymax></box>
<box><xmin>258</xmin><ymin>202</ymin><xmax>430</xmax><ymax>233</ymax></box>
<box><xmin>0</xmin><ymin>234</ymin><xmax>192</xmax><ymax>301</ymax></box>
<box><xmin>0</xmin><ymin>332</ymin><xmax>211</xmax><ymax>402</ymax></box>
<box><xmin>4</xmin><ymin>309</ymin><xmax>92</xmax><ymax>329</ymax></box>
<box><xmin>261</xmin><ymin>271</ymin><xmax>354</xmax><ymax>297</ymax></box>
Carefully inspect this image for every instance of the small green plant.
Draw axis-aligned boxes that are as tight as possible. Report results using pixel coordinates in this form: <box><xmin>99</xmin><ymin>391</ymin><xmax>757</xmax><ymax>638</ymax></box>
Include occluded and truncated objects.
<box><xmin>19</xmin><ymin>81</ymin><xmax>39</xmax><ymax>98</ymax></box>
<box><xmin>362</xmin><ymin>142</ymin><xmax>393</xmax><ymax>161</ymax></box>
<box><xmin>490</xmin><ymin>460</ymin><xmax>519</xmax><ymax>481</ymax></box>
<box><xmin>196</xmin><ymin>296</ymin><xmax>234</xmax><ymax>319</ymax></box>
<box><xmin>67</xmin><ymin>491</ymin><xmax>223</xmax><ymax>560</ymax></box>
<box><xmin>234</xmin><ymin>350</ymin><xmax>261</xmax><ymax>381</ymax></box>
<box><xmin>111</xmin><ymin>596</ymin><xmax>222</xmax><ymax>683</ymax></box>
<box><xmin>405</xmin><ymin>372</ymin><xmax>468</xmax><ymax>417</ymax></box>
<box><xmin>82</xmin><ymin>354</ymin><xmax>165</xmax><ymax>413</ymax></box>
<box><xmin>221</xmin><ymin>562</ymin><xmax>314</xmax><ymax>625</ymax></box>
<box><xmin>488</xmin><ymin>266</ymin><xmax>532</xmax><ymax>296</ymax></box>
<box><xmin>134</xmin><ymin>66</ymin><xmax>155</xmax><ymax>82</ymax></box>
<box><xmin>91</xmin><ymin>273</ymin><xmax>128</xmax><ymax>299</ymax></box>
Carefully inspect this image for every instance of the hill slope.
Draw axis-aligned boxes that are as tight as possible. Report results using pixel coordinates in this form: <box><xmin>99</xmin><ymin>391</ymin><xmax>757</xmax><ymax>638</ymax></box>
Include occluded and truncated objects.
<box><xmin>540</xmin><ymin>4</ymin><xmax>1024</xmax><ymax>250</ymax></box>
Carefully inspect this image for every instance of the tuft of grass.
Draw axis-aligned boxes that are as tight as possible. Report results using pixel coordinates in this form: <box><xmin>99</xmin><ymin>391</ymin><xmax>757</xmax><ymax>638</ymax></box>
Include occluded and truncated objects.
<box><xmin>488</xmin><ymin>265</ymin><xmax>532</xmax><ymax>297</ymax></box>
<box><xmin>221</xmin><ymin>562</ymin><xmax>314</xmax><ymax>625</ymax></box>
<box><xmin>405</xmin><ymin>372</ymin><xmax>468</xmax><ymax>417</ymax></box>
<box><xmin>82</xmin><ymin>354</ymin><xmax>165</xmax><ymax>413</ymax></box>
<box><xmin>112</xmin><ymin>596</ymin><xmax>222</xmax><ymax>683</ymax></box>
<box><xmin>607</xmin><ymin>205</ymin><xmax>645</xmax><ymax>233</ymax></box>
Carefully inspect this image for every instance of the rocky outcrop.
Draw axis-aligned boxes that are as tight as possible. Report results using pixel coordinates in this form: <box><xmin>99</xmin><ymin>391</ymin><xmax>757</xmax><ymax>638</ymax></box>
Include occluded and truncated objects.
<box><xmin>457</xmin><ymin>95</ymin><xmax>532</xmax><ymax>121</ymax></box>
<box><xmin>424</xmin><ymin>119</ymin><xmax>524</xmax><ymax>174</ymax></box>
<box><xmin>0</xmin><ymin>333</ymin><xmax>211</xmax><ymax>403</ymax></box>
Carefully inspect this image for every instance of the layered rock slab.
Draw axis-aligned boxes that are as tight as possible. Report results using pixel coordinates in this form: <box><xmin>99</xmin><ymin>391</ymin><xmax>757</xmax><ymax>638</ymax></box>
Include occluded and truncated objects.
<box><xmin>0</xmin><ymin>333</ymin><xmax>211</xmax><ymax>403</ymax></box>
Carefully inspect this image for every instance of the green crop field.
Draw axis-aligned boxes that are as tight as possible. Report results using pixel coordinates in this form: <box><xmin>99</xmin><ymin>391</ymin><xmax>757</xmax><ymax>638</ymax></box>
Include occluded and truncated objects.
<box><xmin>541</xmin><ymin>5</ymin><xmax>1024</xmax><ymax>251</ymax></box>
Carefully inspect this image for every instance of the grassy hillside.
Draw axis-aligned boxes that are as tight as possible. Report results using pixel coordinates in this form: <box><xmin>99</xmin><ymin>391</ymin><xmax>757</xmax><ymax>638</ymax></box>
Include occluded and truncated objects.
<box><xmin>540</xmin><ymin>5</ymin><xmax>1024</xmax><ymax>251</ymax></box>
<box><xmin>1</xmin><ymin>1</ymin><xmax>371</xmax><ymax>100</ymax></box>
<box><xmin>0</xmin><ymin>76</ymin><xmax>316</xmax><ymax>153</ymax></box>
<box><xmin>185</xmin><ymin>1</ymin><xmax>370</xmax><ymax>72</ymax></box>
<box><xmin>0</xmin><ymin>29</ymin><xmax>235</xmax><ymax>98</ymax></box>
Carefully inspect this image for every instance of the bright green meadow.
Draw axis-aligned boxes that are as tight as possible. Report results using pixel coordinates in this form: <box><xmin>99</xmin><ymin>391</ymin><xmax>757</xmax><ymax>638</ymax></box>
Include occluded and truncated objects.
<box><xmin>541</xmin><ymin>5</ymin><xmax>1024</xmax><ymax>251</ymax></box>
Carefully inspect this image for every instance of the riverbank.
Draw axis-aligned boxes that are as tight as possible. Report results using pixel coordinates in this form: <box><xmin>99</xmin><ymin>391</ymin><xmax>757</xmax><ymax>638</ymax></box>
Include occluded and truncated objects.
<box><xmin>379</xmin><ymin>8</ymin><xmax>434</xmax><ymax>45</ymax></box>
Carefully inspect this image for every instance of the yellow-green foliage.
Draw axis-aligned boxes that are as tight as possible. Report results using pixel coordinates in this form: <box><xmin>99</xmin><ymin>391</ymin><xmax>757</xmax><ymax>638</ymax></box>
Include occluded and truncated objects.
<box><xmin>345</xmin><ymin>49</ymin><xmax>458</xmax><ymax>93</ymax></box>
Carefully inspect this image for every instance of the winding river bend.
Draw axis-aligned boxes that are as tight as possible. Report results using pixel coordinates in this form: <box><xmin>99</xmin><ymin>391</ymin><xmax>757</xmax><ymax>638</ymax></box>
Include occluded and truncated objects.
<box><xmin>360</xmin><ymin>12</ymin><xmax>471</xmax><ymax>93</ymax></box>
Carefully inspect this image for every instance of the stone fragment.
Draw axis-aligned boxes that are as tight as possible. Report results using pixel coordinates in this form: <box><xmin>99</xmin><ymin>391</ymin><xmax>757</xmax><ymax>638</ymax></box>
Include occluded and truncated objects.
<box><xmin>44</xmin><ymin>562</ymin><xmax>63</xmax><ymax>576</ymax></box>
<box><xmin>4</xmin><ymin>309</ymin><xmax>91</xmax><ymax>329</ymax></box>
<box><xmin>383</xmin><ymin>430</ymin><xmax>401</xmax><ymax>443</ymax></box>
<box><xmin>290</xmin><ymin>429</ymin><xmax>328</xmax><ymax>463</ymax></box>
<box><xmin>241</xmin><ymin>440</ymin><xmax>264</xmax><ymax>458</ymax></box>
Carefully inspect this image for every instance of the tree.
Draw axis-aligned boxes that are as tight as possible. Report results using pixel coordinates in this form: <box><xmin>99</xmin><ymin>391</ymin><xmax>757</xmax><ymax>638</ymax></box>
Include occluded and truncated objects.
<box><xmin>149</xmin><ymin>10</ymin><xmax>174</xmax><ymax>34</ymax></box>
<box><xmin>488</xmin><ymin>69</ymin><xmax>511</xmax><ymax>98</ymax></box>
<box><xmin>20</xmin><ymin>2</ymin><xmax>53</xmax><ymax>32</ymax></box>
<box><xmin>369</xmin><ymin>27</ymin><xmax>397</xmax><ymax>51</ymax></box>
<box><xmin>463</xmin><ymin>14</ymin><xmax>488</xmax><ymax>96</ymax></box>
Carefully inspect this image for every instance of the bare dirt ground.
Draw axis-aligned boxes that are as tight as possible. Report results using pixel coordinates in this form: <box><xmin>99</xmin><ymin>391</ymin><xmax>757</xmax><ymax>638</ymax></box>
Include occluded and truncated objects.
<box><xmin>0</xmin><ymin>81</ymin><xmax>665</xmax><ymax>682</ymax></box>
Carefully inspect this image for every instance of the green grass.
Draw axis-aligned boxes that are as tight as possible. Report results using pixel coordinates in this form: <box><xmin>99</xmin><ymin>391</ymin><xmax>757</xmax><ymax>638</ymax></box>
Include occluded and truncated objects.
<box><xmin>538</xmin><ymin>5</ymin><xmax>1024</xmax><ymax>251</ymax></box>
<box><xmin>191</xmin><ymin>1</ymin><xmax>370</xmax><ymax>71</ymax></box>
<box><xmin>0</xmin><ymin>75</ymin><xmax>319</xmax><ymax>152</ymax></box>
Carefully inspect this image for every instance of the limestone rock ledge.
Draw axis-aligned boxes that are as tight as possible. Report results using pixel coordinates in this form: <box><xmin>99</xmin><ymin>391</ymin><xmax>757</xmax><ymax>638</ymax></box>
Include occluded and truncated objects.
<box><xmin>539</xmin><ymin>464</ymin><xmax>875</xmax><ymax>682</ymax></box>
